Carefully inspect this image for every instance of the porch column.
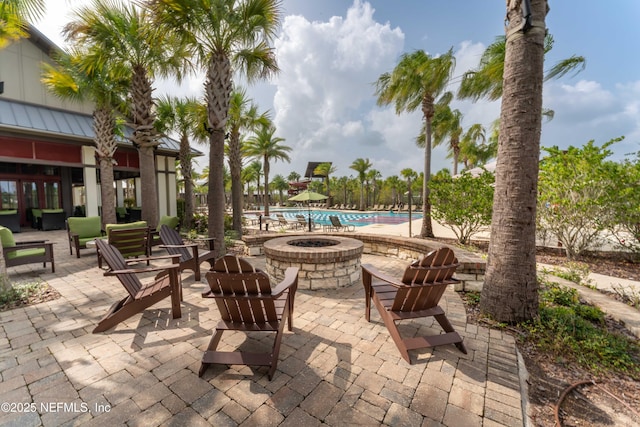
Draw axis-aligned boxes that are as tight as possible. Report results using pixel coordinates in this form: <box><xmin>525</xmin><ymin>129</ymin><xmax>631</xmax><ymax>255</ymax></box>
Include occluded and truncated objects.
<box><xmin>115</xmin><ymin>180</ymin><xmax>124</xmax><ymax>207</ymax></box>
<box><xmin>135</xmin><ymin>177</ymin><xmax>142</xmax><ymax>207</ymax></box>
<box><xmin>156</xmin><ymin>155</ymin><xmax>177</xmax><ymax>217</ymax></box>
<box><xmin>81</xmin><ymin>146</ymin><xmax>99</xmax><ymax>217</ymax></box>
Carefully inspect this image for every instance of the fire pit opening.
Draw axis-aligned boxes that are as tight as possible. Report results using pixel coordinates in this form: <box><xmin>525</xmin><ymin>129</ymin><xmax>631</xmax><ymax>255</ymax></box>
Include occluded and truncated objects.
<box><xmin>287</xmin><ymin>239</ymin><xmax>339</xmax><ymax>248</ymax></box>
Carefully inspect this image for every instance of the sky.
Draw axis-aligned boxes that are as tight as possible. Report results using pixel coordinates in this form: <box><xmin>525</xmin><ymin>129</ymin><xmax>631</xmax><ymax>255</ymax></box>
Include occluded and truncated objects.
<box><xmin>34</xmin><ymin>0</ymin><xmax>640</xmax><ymax>180</ymax></box>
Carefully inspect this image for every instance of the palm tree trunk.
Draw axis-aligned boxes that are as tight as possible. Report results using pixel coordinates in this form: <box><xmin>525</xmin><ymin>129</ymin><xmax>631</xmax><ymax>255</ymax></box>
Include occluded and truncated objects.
<box><xmin>179</xmin><ymin>134</ymin><xmax>193</xmax><ymax>230</ymax></box>
<box><xmin>98</xmin><ymin>157</ymin><xmax>116</xmax><ymax>226</ymax></box>
<box><xmin>263</xmin><ymin>156</ymin><xmax>270</xmax><ymax>216</ymax></box>
<box><xmin>228</xmin><ymin>132</ymin><xmax>243</xmax><ymax>235</ymax></box>
<box><xmin>421</xmin><ymin>104</ymin><xmax>435</xmax><ymax>237</ymax></box>
<box><xmin>480</xmin><ymin>0</ymin><xmax>546</xmax><ymax>322</ymax></box>
<box><xmin>206</xmin><ymin>53</ymin><xmax>232</xmax><ymax>257</ymax></box>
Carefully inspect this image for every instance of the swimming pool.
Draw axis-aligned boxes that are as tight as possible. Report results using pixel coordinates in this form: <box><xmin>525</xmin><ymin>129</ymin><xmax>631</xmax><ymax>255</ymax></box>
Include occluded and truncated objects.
<box><xmin>271</xmin><ymin>209</ymin><xmax>421</xmax><ymax>227</ymax></box>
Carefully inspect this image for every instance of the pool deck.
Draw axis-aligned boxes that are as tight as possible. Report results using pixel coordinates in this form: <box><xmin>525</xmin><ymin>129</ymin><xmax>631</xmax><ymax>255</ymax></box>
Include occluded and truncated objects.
<box><xmin>1</xmin><ymin>223</ymin><xmax>636</xmax><ymax>426</ymax></box>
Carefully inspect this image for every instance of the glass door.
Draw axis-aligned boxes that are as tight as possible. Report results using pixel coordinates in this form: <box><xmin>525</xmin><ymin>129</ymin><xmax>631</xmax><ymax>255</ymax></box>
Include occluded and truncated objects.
<box><xmin>22</xmin><ymin>181</ymin><xmax>39</xmax><ymax>227</ymax></box>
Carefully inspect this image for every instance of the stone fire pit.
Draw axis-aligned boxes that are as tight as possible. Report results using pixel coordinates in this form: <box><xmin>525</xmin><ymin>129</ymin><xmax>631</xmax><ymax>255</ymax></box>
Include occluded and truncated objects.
<box><xmin>263</xmin><ymin>235</ymin><xmax>364</xmax><ymax>290</ymax></box>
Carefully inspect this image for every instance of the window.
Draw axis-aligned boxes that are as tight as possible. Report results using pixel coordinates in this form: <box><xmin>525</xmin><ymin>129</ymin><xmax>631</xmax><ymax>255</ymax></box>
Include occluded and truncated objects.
<box><xmin>0</xmin><ymin>181</ymin><xmax>18</xmax><ymax>209</ymax></box>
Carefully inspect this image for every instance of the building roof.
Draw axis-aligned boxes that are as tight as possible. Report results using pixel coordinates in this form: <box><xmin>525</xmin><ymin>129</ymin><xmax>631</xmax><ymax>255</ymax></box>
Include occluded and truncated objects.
<box><xmin>0</xmin><ymin>98</ymin><xmax>201</xmax><ymax>156</ymax></box>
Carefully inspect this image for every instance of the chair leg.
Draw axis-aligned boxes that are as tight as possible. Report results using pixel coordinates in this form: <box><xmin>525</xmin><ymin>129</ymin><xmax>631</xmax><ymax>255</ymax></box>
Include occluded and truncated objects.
<box><xmin>373</xmin><ymin>295</ymin><xmax>411</xmax><ymax>363</ymax></box>
<box><xmin>434</xmin><ymin>313</ymin><xmax>467</xmax><ymax>354</ymax></box>
<box><xmin>268</xmin><ymin>311</ymin><xmax>289</xmax><ymax>380</ymax></box>
<box><xmin>199</xmin><ymin>330</ymin><xmax>224</xmax><ymax>377</ymax></box>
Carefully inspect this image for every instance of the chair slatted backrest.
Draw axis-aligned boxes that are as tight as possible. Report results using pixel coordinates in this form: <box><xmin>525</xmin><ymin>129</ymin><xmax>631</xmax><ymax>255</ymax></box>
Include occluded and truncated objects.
<box><xmin>329</xmin><ymin>216</ymin><xmax>341</xmax><ymax>228</ymax></box>
<box><xmin>392</xmin><ymin>248</ymin><xmax>459</xmax><ymax>312</ymax></box>
<box><xmin>96</xmin><ymin>239</ymin><xmax>142</xmax><ymax>298</ymax></box>
<box><xmin>159</xmin><ymin>225</ymin><xmax>191</xmax><ymax>262</ymax></box>
<box><xmin>206</xmin><ymin>255</ymin><xmax>277</xmax><ymax>325</ymax></box>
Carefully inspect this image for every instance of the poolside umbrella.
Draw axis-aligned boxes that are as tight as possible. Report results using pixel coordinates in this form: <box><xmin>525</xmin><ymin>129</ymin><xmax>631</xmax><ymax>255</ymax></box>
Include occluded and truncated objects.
<box><xmin>288</xmin><ymin>190</ymin><xmax>328</xmax><ymax>232</ymax></box>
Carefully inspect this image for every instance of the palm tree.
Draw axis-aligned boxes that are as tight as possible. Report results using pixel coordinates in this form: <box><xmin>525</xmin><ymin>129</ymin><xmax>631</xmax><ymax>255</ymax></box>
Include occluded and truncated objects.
<box><xmin>155</xmin><ymin>96</ymin><xmax>205</xmax><ymax>230</ymax></box>
<box><xmin>478</xmin><ymin>0</ymin><xmax>548</xmax><ymax>323</ymax></box>
<box><xmin>459</xmin><ymin>123</ymin><xmax>489</xmax><ymax>170</ymax></box>
<box><xmin>349</xmin><ymin>158</ymin><xmax>372</xmax><ymax>211</ymax></box>
<box><xmin>65</xmin><ymin>0</ymin><xmax>189</xmax><ymax>229</ymax></box>
<box><xmin>313</xmin><ymin>162</ymin><xmax>336</xmax><ymax>208</ymax></box>
<box><xmin>375</xmin><ymin>49</ymin><xmax>455</xmax><ymax>238</ymax></box>
<box><xmin>287</xmin><ymin>171</ymin><xmax>301</xmax><ymax>183</ymax></box>
<box><xmin>270</xmin><ymin>174</ymin><xmax>288</xmax><ymax>205</ymax></box>
<box><xmin>226</xmin><ymin>87</ymin><xmax>270</xmax><ymax>235</ymax></box>
<box><xmin>42</xmin><ymin>48</ymin><xmax>128</xmax><ymax>227</ymax></box>
<box><xmin>0</xmin><ymin>0</ymin><xmax>45</xmax><ymax>48</ymax></box>
<box><xmin>244</xmin><ymin>124</ymin><xmax>291</xmax><ymax>216</ymax></box>
<box><xmin>366</xmin><ymin>169</ymin><xmax>382</xmax><ymax>207</ymax></box>
<box><xmin>146</xmin><ymin>0</ymin><xmax>281</xmax><ymax>256</ymax></box>
<box><xmin>427</xmin><ymin>93</ymin><xmax>464</xmax><ymax>175</ymax></box>
<box><xmin>384</xmin><ymin>175</ymin><xmax>402</xmax><ymax>207</ymax></box>
<box><xmin>243</xmin><ymin>160</ymin><xmax>263</xmax><ymax>209</ymax></box>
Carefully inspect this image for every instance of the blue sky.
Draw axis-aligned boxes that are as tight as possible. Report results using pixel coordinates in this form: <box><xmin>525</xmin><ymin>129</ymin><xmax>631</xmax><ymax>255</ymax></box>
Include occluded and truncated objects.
<box><xmin>35</xmin><ymin>0</ymin><xmax>640</xmax><ymax>179</ymax></box>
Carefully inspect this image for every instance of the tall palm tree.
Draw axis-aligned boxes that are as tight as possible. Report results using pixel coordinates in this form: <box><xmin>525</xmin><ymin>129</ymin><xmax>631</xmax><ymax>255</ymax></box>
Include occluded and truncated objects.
<box><xmin>366</xmin><ymin>169</ymin><xmax>382</xmax><ymax>207</ymax></box>
<box><xmin>375</xmin><ymin>49</ymin><xmax>455</xmax><ymax>237</ymax></box>
<box><xmin>65</xmin><ymin>0</ymin><xmax>189</xmax><ymax>229</ymax></box>
<box><xmin>146</xmin><ymin>0</ymin><xmax>281</xmax><ymax>256</ymax></box>
<box><xmin>479</xmin><ymin>0</ymin><xmax>548</xmax><ymax>323</ymax></box>
<box><xmin>226</xmin><ymin>87</ymin><xmax>270</xmax><ymax>235</ymax></box>
<box><xmin>244</xmin><ymin>124</ymin><xmax>291</xmax><ymax>216</ymax></box>
<box><xmin>155</xmin><ymin>95</ymin><xmax>205</xmax><ymax>230</ymax></box>
<box><xmin>313</xmin><ymin>162</ymin><xmax>336</xmax><ymax>208</ymax></box>
<box><xmin>41</xmin><ymin>48</ymin><xmax>128</xmax><ymax>227</ymax></box>
<box><xmin>349</xmin><ymin>158</ymin><xmax>372</xmax><ymax>211</ymax></box>
<box><xmin>0</xmin><ymin>0</ymin><xmax>45</xmax><ymax>48</ymax></box>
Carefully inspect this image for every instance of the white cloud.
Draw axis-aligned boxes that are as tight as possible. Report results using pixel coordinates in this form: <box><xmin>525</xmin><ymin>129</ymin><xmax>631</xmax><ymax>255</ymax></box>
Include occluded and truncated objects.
<box><xmin>271</xmin><ymin>0</ymin><xmax>405</xmax><ymax>177</ymax></box>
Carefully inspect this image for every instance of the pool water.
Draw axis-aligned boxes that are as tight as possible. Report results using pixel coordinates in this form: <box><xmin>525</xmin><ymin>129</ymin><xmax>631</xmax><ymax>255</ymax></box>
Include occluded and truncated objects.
<box><xmin>271</xmin><ymin>209</ymin><xmax>421</xmax><ymax>227</ymax></box>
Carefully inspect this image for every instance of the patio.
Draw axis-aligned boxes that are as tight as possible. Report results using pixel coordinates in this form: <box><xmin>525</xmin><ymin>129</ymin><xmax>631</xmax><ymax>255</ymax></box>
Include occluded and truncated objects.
<box><xmin>0</xmin><ymin>229</ymin><xmax>524</xmax><ymax>426</ymax></box>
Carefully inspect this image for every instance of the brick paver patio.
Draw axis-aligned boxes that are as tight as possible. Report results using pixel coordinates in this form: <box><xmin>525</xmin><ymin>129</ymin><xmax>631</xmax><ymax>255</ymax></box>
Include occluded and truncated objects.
<box><xmin>0</xmin><ymin>230</ymin><xmax>524</xmax><ymax>426</ymax></box>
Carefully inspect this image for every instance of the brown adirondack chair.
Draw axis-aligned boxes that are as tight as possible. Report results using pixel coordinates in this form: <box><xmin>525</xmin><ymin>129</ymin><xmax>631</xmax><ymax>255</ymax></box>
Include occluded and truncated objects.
<box><xmin>361</xmin><ymin>247</ymin><xmax>467</xmax><ymax>363</ymax></box>
<box><xmin>199</xmin><ymin>254</ymin><xmax>299</xmax><ymax>380</ymax></box>
<box><xmin>158</xmin><ymin>224</ymin><xmax>215</xmax><ymax>281</ymax></box>
<box><xmin>93</xmin><ymin>239</ymin><xmax>182</xmax><ymax>333</ymax></box>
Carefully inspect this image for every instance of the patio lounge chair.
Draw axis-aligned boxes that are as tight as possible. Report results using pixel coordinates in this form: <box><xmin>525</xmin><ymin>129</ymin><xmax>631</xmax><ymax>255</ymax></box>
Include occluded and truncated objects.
<box><xmin>93</xmin><ymin>239</ymin><xmax>182</xmax><ymax>333</ymax></box>
<box><xmin>361</xmin><ymin>247</ymin><xmax>467</xmax><ymax>363</ymax></box>
<box><xmin>150</xmin><ymin>215</ymin><xmax>180</xmax><ymax>249</ymax></box>
<box><xmin>295</xmin><ymin>214</ymin><xmax>317</xmax><ymax>230</ymax></box>
<box><xmin>159</xmin><ymin>224</ymin><xmax>216</xmax><ymax>281</ymax></box>
<box><xmin>0</xmin><ymin>226</ymin><xmax>55</xmax><ymax>273</ymax></box>
<box><xmin>199</xmin><ymin>254</ymin><xmax>299</xmax><ymax>380</ymax></box>
<box><xmin>329</xmin><ymin>215</ymin><xmax>355</xmax><ymax>232</ymax></box>
<box><xmin>67</xmin><ymin>216</ymin><xmax>105</xmax><ymax>258</ymax></box>
<box><xmin>0</xmin><ymin>210</ymin><xmax>21</xmax><ymax>233</ymax></box>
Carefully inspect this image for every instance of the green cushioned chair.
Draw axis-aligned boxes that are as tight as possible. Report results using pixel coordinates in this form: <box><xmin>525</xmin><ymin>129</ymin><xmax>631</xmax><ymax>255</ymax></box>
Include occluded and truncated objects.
<box><xmin>151</xmin><ymin>216</ymin><xmax>180</xmax><ymax>247</ymax></box>
<box><xmin>0</xmin><ymin>210</ymin><xmax>20</xmax><ymax>233</ymax></box>
<box><xmin>40</xmin><ymin>208</ymin><xmax>66</xmax><ymax>231</ymax></box>
<box><xmin>100</xmin><ymin>221</ymin><xmax>150</xmax><ymax>268</ymax></box>
<box><xmin>0</xmin><ymin>226</ymin><xmax>55</xmax><ymax>273</ymax></box>
<box><xmin>67</xmin><ymin>216</ymin><xmax>105</xmax><ymax>258</ymax></box>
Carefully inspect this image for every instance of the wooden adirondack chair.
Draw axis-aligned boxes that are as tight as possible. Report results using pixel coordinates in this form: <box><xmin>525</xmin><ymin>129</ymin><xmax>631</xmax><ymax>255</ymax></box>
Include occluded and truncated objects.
<box><xmin>93</xmin><ymin>239</ymin><xmax>182</xmax><ymax>333</ymax></box>
<box><xmin>361</xmin><ymin>247</ymin><xmax>467</xmax><ymax>363</ymax></box>
<box><xmin>199</xmin><ymin>255</ymin><xmax>299</xmax><ymax>380</ymax></box>
<box><xmin>158</xmin><ymin>224</ymin><xmax>215</xmax><ymax>281</ymax></box>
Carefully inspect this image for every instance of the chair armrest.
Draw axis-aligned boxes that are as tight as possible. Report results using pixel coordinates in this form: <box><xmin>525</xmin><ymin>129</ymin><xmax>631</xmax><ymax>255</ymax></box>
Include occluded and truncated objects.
<box><xmin>8</xmin><ymin>241</ymin><xmax>54</xmax><ymax>250</ymax></box>
<box><xmin>160</xmin><ymin>243</ymin><xmax>198</xmax><ymax>249</ymax></box>
<box><xmin>362</xmin><ymin>264</ymin><xmax>405</xmax><ymax>288</ymax></box>
<box><xmin>124</xmin><ymin>254</ymin><xmax>181</xmax><ymax>264</ymax></box>
<box><xmin>104</xmin><ymin>263</ymin><xmax>181</xmax><ymax>276</ymax></box>
<box><xmin>15</xmin><ymin>240</ymin><xmax>48</xmax><ymax>245</ymax></box>
<box><xmin>272</xmin><ymin>267</ymin><xmax>299</xmax><ymax>296</ymax></box>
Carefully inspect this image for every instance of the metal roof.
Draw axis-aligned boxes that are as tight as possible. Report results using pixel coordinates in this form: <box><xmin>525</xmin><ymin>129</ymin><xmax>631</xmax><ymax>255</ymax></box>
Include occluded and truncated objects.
<box><xmin>0</xmin><ymin>98</ymin><xmax>201</xmax><ymax>156</ymax></box>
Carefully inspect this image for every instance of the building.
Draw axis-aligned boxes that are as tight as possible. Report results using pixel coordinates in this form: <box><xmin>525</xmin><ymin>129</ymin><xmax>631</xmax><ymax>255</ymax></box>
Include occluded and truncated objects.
<box><xmin>0</xmin><ymin>27</ymin><xmax>193</xmax><ymax>229</ymax></box>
